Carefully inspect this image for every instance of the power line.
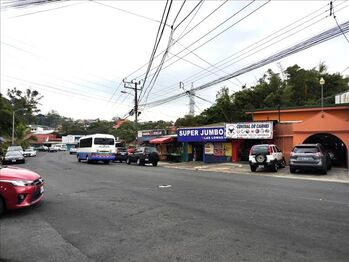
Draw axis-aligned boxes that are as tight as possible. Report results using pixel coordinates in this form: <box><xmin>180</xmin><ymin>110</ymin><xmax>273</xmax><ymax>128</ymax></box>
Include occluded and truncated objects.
<box><xmin>331</xmin><ymin>1</ymin><xmax>349</xmax><ymax>44</ymax></box>
<box><xmin>141</xmin><ymin>20</ymin><xmax>349</xmax><ymax>109</ymax></box>
<box><xmin>112</xmin><ymin>0</ymin><xmax>227</xmax><ymax>87</ymax></box>
<box><xmin>138</xmin><ymin>1</ymin><xmax>264</xmax><ymax>106</ymax></box>
<box><xmin>147</xmin><ymin>2</ymin><xmax>342</xmax><ymax>99</ymax></box>
<box><xmin>90</xmin><ymin>1</ymin><xmax>167</xmax><ymax>25</ymax></box>
<box><xmin>138</xmin><ymin>0</ymin><xmax>173</xmax><ymax>97</ymax></box>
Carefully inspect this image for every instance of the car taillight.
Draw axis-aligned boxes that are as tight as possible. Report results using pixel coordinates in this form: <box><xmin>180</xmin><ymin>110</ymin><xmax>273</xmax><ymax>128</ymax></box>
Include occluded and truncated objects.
<box><xmin>315</xmin><ymin>152</ymin><xmax>322</xmax><ymax>157</ymax></box>
<box><xmin>268</xmin><ymin>146</ymin><xmax>272</xmax><ymax>155</ymax></box>
<box><xmin>290</xmin><ymin>152</ymin><xmax>295</xmax><ymax>157</ymax></box>
<box><xmin>249</xmin><ymin>148</ymin><xmax>252</xmax><ymax>155</ymax></box>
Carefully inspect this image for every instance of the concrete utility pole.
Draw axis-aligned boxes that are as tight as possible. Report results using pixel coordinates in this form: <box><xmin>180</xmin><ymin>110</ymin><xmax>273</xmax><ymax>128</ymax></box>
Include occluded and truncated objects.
<box><xmin>123</xmin><ymin>79</ymin><xmax>142</xmax><ymax>139</ymax></box>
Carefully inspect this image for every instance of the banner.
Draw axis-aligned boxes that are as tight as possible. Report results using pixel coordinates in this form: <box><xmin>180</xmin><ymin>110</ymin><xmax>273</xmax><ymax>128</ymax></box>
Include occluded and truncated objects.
<box><xmin>225</xmin><ymin>121</ymin><xmax>273</xmax><ymax>139</ymax></box>
<box><xmin>177</xmin><ymin>127</ymin><xmax>225</xmax><ymax>142</ymax></box>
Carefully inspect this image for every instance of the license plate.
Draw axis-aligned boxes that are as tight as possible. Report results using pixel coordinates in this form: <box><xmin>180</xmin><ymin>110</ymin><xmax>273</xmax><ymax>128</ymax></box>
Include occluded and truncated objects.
<box><xmin>299</xmin><ymin>157</ymin><xmax>312</xmax><ymax>161</ymax></box>
<box><xmin>40</xmin><ymin>186</ymin><xmax>44</xmax><ymax>194</ymax></box>
<box><xmin>12</xmin><ymin>160</ymin><xmax>16</xmax><ymax>162</ymax></box>
<box><xmin>145</xmin><ymin>158</ymin><xmax>149</xmax><ymax>161</ymax></box>
<box><xmin>258</xmin><ymin>165</ymin><xmax>264</xmax><ymax>168</ymax></box>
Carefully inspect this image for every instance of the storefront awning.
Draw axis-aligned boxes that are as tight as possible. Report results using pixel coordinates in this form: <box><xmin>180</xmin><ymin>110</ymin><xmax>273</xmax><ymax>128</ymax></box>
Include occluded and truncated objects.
<box><xmin>149</xmin><ymin>137</ymin><xmax>175</xmax><ymax>144</ymax></box>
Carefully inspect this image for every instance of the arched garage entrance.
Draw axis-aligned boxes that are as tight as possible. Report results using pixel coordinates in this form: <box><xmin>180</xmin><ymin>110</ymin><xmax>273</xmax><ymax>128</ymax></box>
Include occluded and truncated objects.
<box><xmin>303</xmin><ymin>133</ymin><xmax>348</xmax><ymax>167</ymax></box>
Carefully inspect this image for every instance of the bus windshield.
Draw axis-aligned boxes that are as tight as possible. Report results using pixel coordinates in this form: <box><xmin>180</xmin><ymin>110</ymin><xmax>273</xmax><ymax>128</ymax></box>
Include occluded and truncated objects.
<box><xmin>94</xmin><ymin>138</ymin><xmax>114</xmax><ymax>145</ymax></box>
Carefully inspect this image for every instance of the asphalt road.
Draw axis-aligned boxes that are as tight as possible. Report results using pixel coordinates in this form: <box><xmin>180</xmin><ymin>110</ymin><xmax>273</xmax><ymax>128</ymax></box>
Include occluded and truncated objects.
<box><xmin>1</xmin><ymin>152</ymin><xmax>348</xmax><ymax>262</ymax></box>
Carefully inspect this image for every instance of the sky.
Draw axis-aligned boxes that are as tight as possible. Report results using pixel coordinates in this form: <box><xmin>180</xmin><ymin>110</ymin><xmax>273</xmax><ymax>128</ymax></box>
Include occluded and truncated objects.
<box><xmin>1</xmin><ymin>0</ymin><xmax>349</xmax><ymax>123</ymax></box>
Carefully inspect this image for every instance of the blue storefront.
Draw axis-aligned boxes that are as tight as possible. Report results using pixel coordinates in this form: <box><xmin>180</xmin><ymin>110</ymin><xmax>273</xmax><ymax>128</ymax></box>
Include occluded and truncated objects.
<box><xmin>177</xmin><ymin>126</ymin><xmax>233</xmax><ymax>163</ymax></box>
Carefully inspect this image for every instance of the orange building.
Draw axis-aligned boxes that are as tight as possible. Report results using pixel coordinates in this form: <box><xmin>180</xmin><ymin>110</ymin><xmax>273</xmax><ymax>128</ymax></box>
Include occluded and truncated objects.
<box><xmin>246</xmin><ymin>104</ymin><xmax>349</xmax><ymax>167</ymax></box>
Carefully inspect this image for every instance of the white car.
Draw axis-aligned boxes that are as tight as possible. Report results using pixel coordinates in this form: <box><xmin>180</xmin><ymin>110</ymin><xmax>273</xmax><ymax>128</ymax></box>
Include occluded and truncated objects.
<box><xmin>249</xmin><ymin>144</ymin><xmax>286</xmax><ymax>172</ymax></box>
<box><xmin>23</xmin><ymin>148</ymin><xmax>37</xmax><ymax>157</ymax></box>
<box><xmin>69</xmin><ymin>147</ymin><xmax>78</xmax><ymax>155</ymax></box>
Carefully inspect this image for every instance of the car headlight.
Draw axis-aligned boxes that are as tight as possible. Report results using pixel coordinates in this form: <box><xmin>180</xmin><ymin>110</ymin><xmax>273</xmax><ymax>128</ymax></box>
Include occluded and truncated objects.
<box><xmin>0</xmin><ymin>180</ymin><xmax>33</xmax><ymax>186</ymax></box>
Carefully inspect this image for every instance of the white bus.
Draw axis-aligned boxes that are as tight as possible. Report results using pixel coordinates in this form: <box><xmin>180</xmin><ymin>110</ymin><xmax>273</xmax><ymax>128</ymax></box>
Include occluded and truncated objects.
<box><xmin>77</xmin><ymin>134</ymin><xmax>116</xmax><ymax>164</ymax></box>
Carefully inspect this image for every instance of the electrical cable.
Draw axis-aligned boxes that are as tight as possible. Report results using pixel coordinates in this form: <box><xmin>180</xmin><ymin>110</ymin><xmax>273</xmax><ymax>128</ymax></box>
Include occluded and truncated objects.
<box><xmin>148</xmin><ymin>2</ymin><xmax>343</xmax><ymax>99</ymax></box>
<box><xmin>90</xmin><ymin>1</ymin><xmax>167</xmax><ymax>25</ymax></box>
<box><xmin>141</xmin><ymin>20</ymin><xmax>349</xmax><ymax>109</ymax></box>
<box><xmin>138</xmin><ymin>0</ymin><xmax>172</xmax><ymax>99</ymax></box>
<box><xmin>138</xmin><ymin>1</ymin><xmax>263</xmax><ymax>106</ymax></box>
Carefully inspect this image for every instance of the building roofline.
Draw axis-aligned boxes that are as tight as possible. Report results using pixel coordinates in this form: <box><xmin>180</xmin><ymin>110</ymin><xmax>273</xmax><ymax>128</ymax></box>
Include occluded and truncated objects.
<box><xmin>246</xmin><ymin>103</ymin><xmax>349</xmax><ymax>114</ymax></box>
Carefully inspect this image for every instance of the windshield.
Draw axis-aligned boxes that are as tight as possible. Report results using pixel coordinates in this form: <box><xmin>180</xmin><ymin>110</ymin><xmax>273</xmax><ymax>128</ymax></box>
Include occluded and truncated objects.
<box><xmin>6</xmin><ymin>151</ymin><xmax>22</xmax><ymax>156</ymax></box>
<box><xmin>8</xmin><ymin>146</ymin><xmax>23</xmax><ymax>151</ymax></box>
<box><xmin>293</xmin><ymin>147</ymin><xmax>319</xmax><ymax>153</ymax></box>
<box><xmin>251</xmin><ymin>146</ymin><xmax>268</xmax><ymax>154</ymax></box>
<box><xmin>145</xmin><ymin>147</ymin><xmax>158</xmax><ymax>153</ymax></box>
<box><xmin>94</xmin><ymin>138</ymin><xmax>114</xmax><ymax>145</ymax></box>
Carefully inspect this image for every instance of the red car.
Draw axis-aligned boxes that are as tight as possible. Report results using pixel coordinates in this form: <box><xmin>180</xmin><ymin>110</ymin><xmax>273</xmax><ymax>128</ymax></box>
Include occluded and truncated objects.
<box><xmin>0</xmin><ymin>165</ymin><xmax>44</xmax><ymax>214</ymax></box>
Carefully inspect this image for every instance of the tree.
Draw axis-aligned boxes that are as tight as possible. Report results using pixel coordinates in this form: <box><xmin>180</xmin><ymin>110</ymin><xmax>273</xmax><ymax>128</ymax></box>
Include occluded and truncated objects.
<box><xmin>7</xmin><ymin>88</ymin><xmax>43</xmax><ymax>124</ymax></box>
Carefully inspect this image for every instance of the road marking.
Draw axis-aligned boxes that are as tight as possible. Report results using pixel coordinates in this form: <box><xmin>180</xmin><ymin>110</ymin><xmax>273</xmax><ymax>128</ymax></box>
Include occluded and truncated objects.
<box><xmin>158</xmin><ymin>185</ymin><xmax>172</xmax><ymax>188</ymax></box>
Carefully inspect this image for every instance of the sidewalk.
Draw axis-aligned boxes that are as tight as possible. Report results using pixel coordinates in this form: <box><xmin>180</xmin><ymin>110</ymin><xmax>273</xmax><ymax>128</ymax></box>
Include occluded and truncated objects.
<box><xmin>158</xmin><ymin>161</ymin><xmax>349</xmax><ymax>184</ymax></box>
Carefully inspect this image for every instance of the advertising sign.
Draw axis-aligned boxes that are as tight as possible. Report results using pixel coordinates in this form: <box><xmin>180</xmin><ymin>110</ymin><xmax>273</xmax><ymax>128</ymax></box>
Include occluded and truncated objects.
<box><xmin>225</xmin><ymin>121</ymin><xmax>273</xmax><ymax>139</ymax></box>
<box><xmin>205</xmin><ymin>143</ymin><xmax>214</xmax><ymax>154</ymax></box>
<box><xmin>177</xmin><ymin>127</ymin><xmax>225</xmax><ymax>142</ymax></box>
<box><xmin>138</xmin><ymin>129</ymin><xmax>166</xmax><ymax>138</ymax></box>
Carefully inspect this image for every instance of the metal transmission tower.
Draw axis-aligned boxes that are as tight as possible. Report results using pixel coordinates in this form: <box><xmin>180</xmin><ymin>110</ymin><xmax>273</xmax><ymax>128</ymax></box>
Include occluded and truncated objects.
<box><xmin>180</xmin><ymin>82</ymin><xmax>195</xmax><ymax>116</ymax></box>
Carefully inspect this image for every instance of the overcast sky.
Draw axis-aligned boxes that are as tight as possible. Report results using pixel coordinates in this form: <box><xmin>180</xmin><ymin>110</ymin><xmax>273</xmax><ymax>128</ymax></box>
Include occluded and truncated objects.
<box><xmin>1</xmin><ymin>0</ymin><xmax>349</xmax><ymax>123</ymax></box>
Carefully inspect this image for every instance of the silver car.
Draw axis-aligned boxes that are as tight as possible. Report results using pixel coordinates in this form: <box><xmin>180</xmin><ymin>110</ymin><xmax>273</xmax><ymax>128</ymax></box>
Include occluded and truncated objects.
<box><xmin>289</xmin><ymin>143</ymin><xmax>332</xmax><ymax>174</ymax></box>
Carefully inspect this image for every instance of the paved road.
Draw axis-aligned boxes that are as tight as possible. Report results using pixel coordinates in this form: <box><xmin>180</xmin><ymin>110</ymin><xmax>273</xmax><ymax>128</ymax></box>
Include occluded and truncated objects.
<box><xmin>1</xmin><ymin>152</ymin><xmax>348</xmax><ymax>262</ymax></box>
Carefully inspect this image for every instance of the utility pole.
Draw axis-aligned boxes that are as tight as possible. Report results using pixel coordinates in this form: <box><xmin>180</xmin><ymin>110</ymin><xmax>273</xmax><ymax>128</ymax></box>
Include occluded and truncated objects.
<box><xmin>180</xmin><ymin>82</ymin><xmax>195</xmax><ymax>116</ymax></box>
<box><xmin>123</xmin><ymin>79</ymin><xmax>142</xmax><ymax>141</ymax></box>
<box><xmin>190</xmin><ymin>82</ymin><xmax>195</xmax><ymax>116</ymax></box>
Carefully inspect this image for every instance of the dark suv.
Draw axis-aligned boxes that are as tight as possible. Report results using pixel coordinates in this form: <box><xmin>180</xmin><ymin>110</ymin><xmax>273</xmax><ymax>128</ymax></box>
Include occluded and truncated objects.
<box><xmin>289</xmin><ymin>143</ymin><xmax>332</xmax><ymax>174</ymax></box>
<box><xmin>126</xmin><ymin>147</ymin><xmax>159</xmax><ymax>166</ymax></box>
<box><xmin>114</xmin><ymin>147</ymin><xmax>128</xmax><ymax>162</ymax></box>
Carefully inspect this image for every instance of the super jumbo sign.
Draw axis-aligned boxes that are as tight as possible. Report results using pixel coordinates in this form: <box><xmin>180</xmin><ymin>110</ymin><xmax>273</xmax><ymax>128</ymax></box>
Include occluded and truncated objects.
<box><xmin>177</xmin><ymin>127</ymin><xmax>225</xmax><ymax>142</ymax></box>
<box><xmin>225</xmin><ymin>121</ymin><xmax>273</xmax><ymax>139</ymax></box>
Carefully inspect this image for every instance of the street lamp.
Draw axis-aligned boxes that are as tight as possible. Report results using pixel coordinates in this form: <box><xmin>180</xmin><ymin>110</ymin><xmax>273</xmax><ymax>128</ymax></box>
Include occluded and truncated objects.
<box><xmin>12</xmin><ymin>108</ymin><xmax>26</xmax><ymax>146</ymax></box>
<box><xmin>319</xmin><ymin>77</ymin><xmax>325</xmax><ymax>116</ymax></box>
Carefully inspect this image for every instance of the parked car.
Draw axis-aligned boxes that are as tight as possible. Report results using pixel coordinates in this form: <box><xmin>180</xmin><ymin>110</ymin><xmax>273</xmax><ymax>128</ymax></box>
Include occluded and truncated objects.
<box><xmin>0</xmin><ymin>165</ymin><xmax>44</xmax><ymax>215</ymax></box>
<box><xmin>36</xmin><ymin>145</ymin><xmax>48</xmax><ymax>152</ymax></box>
<box><xmin>23</xmin><ymin>148</ymin><xmax>37</xmax><ymax>157</ymax></box>
<box><xmin>7</xmin><ymin>145</ymin><xmax>24</xmax><ymax>155</ymax></box>
<box><xmin>2</xmin><ymin>151</ymin><xmax>25</xmax><ymax>165</ymax></box>
<box><xmin>249</xmin><ymin>144</ymin><xmax>286</xmax><ymax>172</ymax></box>
<box><xmin>69</xmin><ymin>147</ymin><xmax>78</xmax><ymax>155</ymax></box>
<box><xmin>114</xmin><ymin>147</ymin><xmax>128</xmax><ymax>162</ymax></box>
<box><xmin>126</xmin><ymin>147</ymin><xmax>159</xmax><ymax>166</ymax></box>
<box><xmin>289</xmin><ymin>143</ymin><xmax>332</xmax><ymax>174</ymax></box>
<box><xmin>48</xmin><ymin>146</ymin><xmax>58</xmax><ymax>153</ymax></box>
<box><xmin>52</xmin><ymin>144</ymin><xmax>67</xmax><ymax>151</ymax></box>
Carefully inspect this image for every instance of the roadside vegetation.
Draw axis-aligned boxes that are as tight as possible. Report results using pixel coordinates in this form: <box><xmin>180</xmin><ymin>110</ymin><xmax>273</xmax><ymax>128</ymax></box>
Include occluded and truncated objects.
<box><xmin>0</xmin><ymin>63</ymin><xmax>348</xmax><ymax>148</ymax></box>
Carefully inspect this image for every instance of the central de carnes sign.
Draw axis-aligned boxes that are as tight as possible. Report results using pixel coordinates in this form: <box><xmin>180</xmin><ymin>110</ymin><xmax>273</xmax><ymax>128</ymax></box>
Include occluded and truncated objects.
<box><xmin>225</xmin><ymin>121</ymin><xmax>273</xmax><ymax>139</ymax></box>
<box><xmin>177</xmin><ymin>127</ymin><xmax>225</xmax><ymax>142</ymax></box>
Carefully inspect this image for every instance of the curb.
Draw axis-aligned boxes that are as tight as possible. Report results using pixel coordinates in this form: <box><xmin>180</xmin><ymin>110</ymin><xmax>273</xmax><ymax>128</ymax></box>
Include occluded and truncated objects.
<box><xmin>159</xmin><ymin>163</ymin><xmax>349</xmax><ymax>184</ymax></box>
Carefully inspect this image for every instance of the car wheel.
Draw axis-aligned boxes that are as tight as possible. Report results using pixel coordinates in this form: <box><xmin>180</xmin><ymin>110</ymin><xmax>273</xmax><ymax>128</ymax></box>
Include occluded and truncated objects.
<box><xmin>126</xmin><ymin>158</ymin><xmax>131</xmax><ymax>165</ymax></box>
<box><xmin>137</xmin><ymin>158</ymin><xmax>144</xmax><ymax>166</ymax></box>
<box><xmin>0</xmin><ymin>197</ymin><xmax>5</xmax><ymax>215</ymax></box>
<box><xmin>321</xmin><ymin>166</ymin><xmax>327</xmax><ymax>175</ymax></box>
<box><xmin>152</xmin><ymin>161</ymin><xmax>158</xmax><ymax>167</ymax></box>
<box><xmin>290</xmin><ymin>167</ymin><xmax>296</xmax><ymax>174</ymax></box>
<box><xmin>250</xmin><ymin>165</ymin><xmax>257</xmax><ymax>172</ymax></box>
<box><xmin>272</xmin><ymin>162</ymin><xmax>278</xmax><ymax>172</ymax></box>
<box><xmin>280</xmin><ymin>158</ymin><xmax>286</xmax><ymax>168</ymax></box>
<box><xmin>86</xmin><ymin>156</ymin><xmax>91</xmax><ymax>164</ymax></box>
